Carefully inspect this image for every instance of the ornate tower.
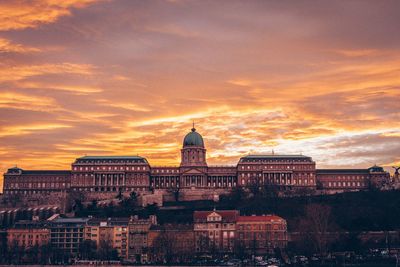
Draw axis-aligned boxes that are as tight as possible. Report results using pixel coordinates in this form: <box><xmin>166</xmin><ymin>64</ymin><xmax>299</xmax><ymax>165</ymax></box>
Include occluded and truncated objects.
<box><xmin>180</xmin><ymin>125</ymin><xmax>207</xmax><ymax>167</ymax></box>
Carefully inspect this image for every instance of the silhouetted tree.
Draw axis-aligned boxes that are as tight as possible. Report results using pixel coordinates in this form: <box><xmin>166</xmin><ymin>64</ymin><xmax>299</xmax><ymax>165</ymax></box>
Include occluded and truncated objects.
<box><xmin>152</xmin><ymin>229</ymin><xmax>177</xmax><ymax>263</ymax></box>
<box><xmin>234</xmin><ymin>240</ymin><xmax>246</xmax><ymax>260</ymax></box>
<box><xmin>299</xmin><ymin>204</ymin><xmax>337</xmax><ymax>257</ymax></box>
<box><xmin>66</xmin><ymin>190</ymin><xmax>84</xmax><ymax>212</ymax></box>
<box><xmin>116</xmin><ymin>190</ymin><xmax>123</xmax><ymax>200</ymax></box>
<box><xmin>79</xmin><ymin>240</ymin><xmax>97</xmax><ymax>260</ymax></box>
<box><xmin>98</xmin><ymin>240</ymin><xmax>119</xmax><ymax>260</ymax></box>
<box><xmin>144</xmin><ymin>203</ymin><xmax>158</xmax><ymax>217</ymax></box>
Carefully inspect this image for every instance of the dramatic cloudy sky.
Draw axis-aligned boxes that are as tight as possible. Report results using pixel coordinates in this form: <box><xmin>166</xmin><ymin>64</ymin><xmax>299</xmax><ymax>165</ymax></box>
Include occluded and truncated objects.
<box><xmin>0</xmin><ymin>0</ymin><xmax>399</xmax><ymax>187</ymax></box>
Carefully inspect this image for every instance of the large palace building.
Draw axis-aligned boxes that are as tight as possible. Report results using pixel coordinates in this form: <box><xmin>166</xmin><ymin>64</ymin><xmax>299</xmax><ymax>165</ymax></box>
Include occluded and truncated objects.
<box><xmin>2</xmin><ymin>126</ymin><xmax>390</xmax><ymax>202</ymax></box>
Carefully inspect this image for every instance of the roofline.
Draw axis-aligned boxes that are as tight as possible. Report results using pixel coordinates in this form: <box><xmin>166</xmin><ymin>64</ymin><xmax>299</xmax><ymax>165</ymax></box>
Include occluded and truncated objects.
<box><xmin>77</xmin><ymin>155</ymin><xmax>146</xmax><ymax>160</ymax></box>
<box><xmin>241</xmin><ymin>154</ymin><xmax>312</xmax><ymax>159</ymax></box>
<box><xmin>316</xmin><ymin>169</ymin><xmax>370</xmax><ymax>173</ymax></box>
<box><xmin>5</xmin><ymin>169</ymin><xmax>71</xmax><ymax>175</ymax></box>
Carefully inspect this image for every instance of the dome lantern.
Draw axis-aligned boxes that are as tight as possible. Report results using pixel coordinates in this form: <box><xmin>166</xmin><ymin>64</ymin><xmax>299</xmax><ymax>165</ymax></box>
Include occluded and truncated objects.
<box><xmin>183</xmin><ymin>127</ymin><xmax>204</xmax><ymax>148</ymax></box>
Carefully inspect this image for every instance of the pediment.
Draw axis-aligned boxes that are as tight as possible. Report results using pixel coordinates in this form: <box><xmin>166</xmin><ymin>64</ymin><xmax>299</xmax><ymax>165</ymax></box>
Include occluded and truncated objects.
<box><xmin>181</xmin><ymin>168</ymin><xmax>207</xmax><ymax>175</ymax></box>
<box><xmin>207</xmin><ymin>211</ymin><xmax>222</xmax><ymax>222</ymax></box>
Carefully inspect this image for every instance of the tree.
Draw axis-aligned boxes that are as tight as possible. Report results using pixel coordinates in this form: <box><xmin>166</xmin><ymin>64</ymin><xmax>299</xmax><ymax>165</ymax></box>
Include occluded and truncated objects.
<box><xmin>234</xmin><ymin>240</ymin><xmax>247</xmax><ymax>260</ymax></box>
<box><xmin>331</xmin><ymin>231</ymin><xmax>362</xmax><ymax>253</ymax></box>
<box><xmin>221</xmin><ymin>187</ymin><xmax>246</xmax><ymax>207</ymax></box>
<box><xmin>247</xmin><ymin>177</ymin><xmax>261</xmax><ymax>197</ymax></box>
<box><xmin>144</xmin><ymin>203</ymin><xmax>158</xmax><ymax>217</ymax></box>
<box><xmin>73</xmin><ymin>198</ymin><xmax>84</xmax><ymax>214</ymax></box>
<box><xmin>66</xmin><ymin>190</ymin><xmax>84</xmax><ymax>213</ymax></box>
<box><xmin>316</xmin><ymin>180</ymin><xmax>323</xmax><ymax>190</ymax></box>
<box><xmin>299</xmin><ymin>204</ymin><xmax>337</xmax><ymax>257</ymax></box>
<box><xmin>98</xmin><ymin>240</ymin><xmax>119</xmax><ymax>260</ymax></box>
<box><xmin>0</xmin><ymin>234</ymin><xmax>8</xmax><ymax>264</ymax></box>
<box><xmin>38</xmin><ymin>243</ymin><xmax>53</xmax><ymax>264</ymax></box>
<box><xmin>8</xmin><ymin>241</ymin><xmax>25</xmax><ymax>264</ymax></box>
<box><xmin>261</xmin><ymin>183</ymin><xmax>280</xmax><ymax>212</ymax></box>
<box><xmin>250</xmin><ymin>234</ymin><xmax>258</xmax><ymax>263</ymax></box>
<box><xmin>87</xmin><ymin>199</ymin><xmax>98</xmax><ymax>215</ymax></box>
<box><xmin>130</xmin><ymin>191</ymin><xmax>138</xmax><ymax>203</ymax></box>
<box><xmin>116</xmin><ymin>190</ymin><xmax>123</xmax><ymax>200</ymax></box>
<box><xmin>104</xmin><ymin>202</ymin><xmax>115</xmax><ymax>217</ymax></box>
<box><xmin>196</xmin><ymin>233</ymin><xmax>211</xmax><ymax>256</ymax></box>
<box><xmin>152</xmin><ymin>230</ymin><xmax>177</xmax><ymax>263</ymax></box>
<box><xmin>79</xmin><ymin>240</ymin><xmax>97</xmax><ymax>260</ymax></box>
<box><xmin>25</xmin><ymin>245</ymin><xmax>39</xmax><ymax>264</ymax></box>
<box><xmin>167</xmin><ymin>187</ymin><xmax>181</xmax><ymax>202</ymax></box>
<box><xmin>121</xmin><ymin>191</ymin><xmax>137</xmax><ymax>209</ymax></box>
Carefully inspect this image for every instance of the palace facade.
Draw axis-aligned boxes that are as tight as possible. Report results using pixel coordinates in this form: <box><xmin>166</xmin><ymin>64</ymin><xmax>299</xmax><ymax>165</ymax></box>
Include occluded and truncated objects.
<box><xmin>2</xmin><ymin>126</ymin><xmax>390</xmax><ymax>201</ymax></box>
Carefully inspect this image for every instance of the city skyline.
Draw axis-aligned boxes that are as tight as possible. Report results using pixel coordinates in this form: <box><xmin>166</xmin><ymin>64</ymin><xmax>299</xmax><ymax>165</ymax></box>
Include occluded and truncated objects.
<box><xmin>1</xmin><ymin>0</ymin><xmax>400</xmax><ymax>191</ymax></box>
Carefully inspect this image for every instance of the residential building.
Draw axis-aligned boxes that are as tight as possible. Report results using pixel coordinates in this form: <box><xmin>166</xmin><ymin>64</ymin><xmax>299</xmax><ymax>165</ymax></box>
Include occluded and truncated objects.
<box><xmin>148</xmin><ymin>224</ymin><xmax>195</xmax><ymax>263</ymax></box>
<box><xmin>84</xmin><ymin>218</ymin><xmax>129</xmax><ymax>259</ymax></box>
<box><xmin>193</xmin><ymin>210</ymin><xmax>238</xmax><ymax>254</ymax></box>
<box><xmin>236</xmin><ymin>215</ymin><xmax>288</xmax><ymax>255</ymax></box>
<box><xmin>128</xmin><ymin>215</ymin><xmax>157</xmax><ymax>263</ymax></box>
<box><xmin>49</xmin><ymin>217</ymin><xmax>89</xmax><ymax>255</ymax></box>
<box><xmin>7</xmin><ymin>220</ymin><xmax>50</xmax><ymax>249</ymax></box>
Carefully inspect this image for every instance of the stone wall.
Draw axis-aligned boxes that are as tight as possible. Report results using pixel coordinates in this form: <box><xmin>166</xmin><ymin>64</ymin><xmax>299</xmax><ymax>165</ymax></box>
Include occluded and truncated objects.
<box><xmin>2</xmin><ymin>187</ymin><xmax>234</xmax><ymax>209</ymax></box>
<box><xmin>141</xmin><ymin>192</ymin><xmax>163</xmax><ymax>207</ymax></box>
<box><xmin>179</xmin><ymin>188</ymin><xmax>231</xmax><ymax>202</ymax></box>
<box><xmin>1</xmin><ymin>191</ymin><xmax>68</xmax><ymax>210</ymax></box>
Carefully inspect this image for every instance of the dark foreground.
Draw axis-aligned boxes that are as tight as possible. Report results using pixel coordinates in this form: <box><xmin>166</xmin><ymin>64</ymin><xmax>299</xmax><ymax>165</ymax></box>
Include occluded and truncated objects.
<box><xmin>0</xmin><ymin>264</ymin><xmax>397</xmax><ymax>267</ymax></box>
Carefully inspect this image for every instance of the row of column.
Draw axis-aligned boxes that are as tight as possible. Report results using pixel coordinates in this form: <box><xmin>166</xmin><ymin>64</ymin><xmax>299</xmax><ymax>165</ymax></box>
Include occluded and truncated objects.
<box><xmin>182</xmin><ymin>175</ymin><xmax>205</xmax><ymax>187</ymax></box>
<box><xmin>264</xmin><ymin>173</ymin><xmax>293</xmax><ymax>185</ymax></box>
<box><xmin>151</xmin><ymin>175</ymin><xmax>237</xmax><ymax>188</ymax></box>
<box><xmin>207</xmin><ymin>176</ymin><xmax>235</xmax><ymax>188</ymax></box>
<box><xmin>151</xmin><ymin>176</ymin><xmax>180</xmax><ymax>188</ymax></box>
<box><xmin>94</xmin><ymin>173</ymin><xmax>125</xmax><ymax>186</ymax></box>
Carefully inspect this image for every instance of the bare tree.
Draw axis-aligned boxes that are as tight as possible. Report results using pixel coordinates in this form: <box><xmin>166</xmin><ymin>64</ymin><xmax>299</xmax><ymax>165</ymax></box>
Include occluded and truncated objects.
<box><xmin>299</xmin><ymin>204</ymin><xmax>336</xmax><ymax>256</ymax></box>
<box><xmin>196</xmin><ymin>233</ymin><xmax>210</xmax><ymax>256</ymax></box>
<box><xmin>152</xmin><ymin>229</ymin><xmax>177</xmax><ymax>263</ymax></box>
<box><xmin>79</xmin><ymin>239</ymin><xmax>97</xmax><ymax>260</ymax></box>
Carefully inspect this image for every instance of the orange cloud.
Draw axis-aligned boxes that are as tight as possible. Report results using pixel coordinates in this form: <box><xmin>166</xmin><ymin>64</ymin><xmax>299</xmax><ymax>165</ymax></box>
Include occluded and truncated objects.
<box><xmin>0</xmin><ymin>38</ymin><xmax>40</xmax><ymax>53</ymax></box>
<box><xmin>0</xmin><ymin>92</ymin><xmax>59</xmax><ymax>111</ymax></box>
<box><xmin>17</xmin><ymin>81</ymin><xmax>103</xmax><ymax>95</ymax></box>
<box><xmin>0</xmin><ymin>0</ymin><xmax>98</xmax><ymax>31</ymax></box>
<box><xmin>0</xmin><ymin>63</ymin><xmax>95</xmax><ymax>82</ymax></box>
<box><xmin>0</xmin><ymin>123</ymin><xmax>72</xmax><ymax>137</ymax></box>
<box><xmin>333</xmin><ymin>49</ymin><xmax>382</xmax><ymax>57</ymax></box>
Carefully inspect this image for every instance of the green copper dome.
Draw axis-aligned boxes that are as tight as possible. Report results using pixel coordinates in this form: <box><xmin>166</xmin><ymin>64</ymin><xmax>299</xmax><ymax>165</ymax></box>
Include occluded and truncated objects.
<box><xmin>183</xmin><ymin>127</ymin><xmax>204</xmax><ymax>147</ymax></box>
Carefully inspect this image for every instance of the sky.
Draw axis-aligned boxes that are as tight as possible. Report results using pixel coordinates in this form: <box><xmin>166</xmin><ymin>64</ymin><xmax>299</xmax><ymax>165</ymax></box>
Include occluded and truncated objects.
<box><xmin>0</xmin><ymin>0</ymin><xmax>399</xmax><ymax>188</ymax></box>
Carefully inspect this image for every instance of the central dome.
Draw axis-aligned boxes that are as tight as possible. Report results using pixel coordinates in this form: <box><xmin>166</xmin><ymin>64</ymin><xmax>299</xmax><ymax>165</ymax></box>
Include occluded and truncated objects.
<box><xmin>183</xmin><ymin>127</ymin><xmax>204</xmax><ymax>147</ymax></box>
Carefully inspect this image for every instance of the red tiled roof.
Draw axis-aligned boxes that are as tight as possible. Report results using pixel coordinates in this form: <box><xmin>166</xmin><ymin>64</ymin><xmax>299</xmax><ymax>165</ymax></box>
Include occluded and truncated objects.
<box><xmin>193</xmin><ymin>210</ymin><xmax>239</xmax><ymax>222</ymax></box>
<box><xmin>237</xmin><ymin>215</ymin><xmax>284</xmax><ymax>223</ymax></box>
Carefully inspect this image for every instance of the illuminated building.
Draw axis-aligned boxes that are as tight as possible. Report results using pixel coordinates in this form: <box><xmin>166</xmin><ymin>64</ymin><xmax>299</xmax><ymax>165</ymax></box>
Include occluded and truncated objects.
<box><xmin>2</xmin><ymin>127</ymin><xmax>390</xmax><ymax>200</ymax></box>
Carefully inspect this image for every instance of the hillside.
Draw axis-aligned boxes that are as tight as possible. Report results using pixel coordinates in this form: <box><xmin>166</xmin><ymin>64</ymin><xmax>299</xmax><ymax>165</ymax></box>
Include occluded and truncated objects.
<box><xmin>74</xmin><ymin>190</ymin><xmax>400</xmax><ymax>232</ymax></box>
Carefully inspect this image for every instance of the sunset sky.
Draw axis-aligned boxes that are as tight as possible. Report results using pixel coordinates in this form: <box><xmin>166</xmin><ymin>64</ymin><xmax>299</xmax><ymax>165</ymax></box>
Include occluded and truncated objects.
<box><xmin>1</xmin><ymin>0</ymin><xmax>399</xmax><ymax>189</ymax></box>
